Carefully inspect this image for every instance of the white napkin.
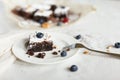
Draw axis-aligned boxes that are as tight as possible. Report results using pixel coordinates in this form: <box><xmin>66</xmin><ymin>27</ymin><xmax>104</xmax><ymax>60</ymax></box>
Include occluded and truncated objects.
<box><xmin>80</xmin><ymin>33</ymin><xmax>112</xmax><ymax>51</ymax></box>
<box><xmin>80</xmin><ymin>33</ymin><xmax>120</xmax><ymax>54</ymax></box>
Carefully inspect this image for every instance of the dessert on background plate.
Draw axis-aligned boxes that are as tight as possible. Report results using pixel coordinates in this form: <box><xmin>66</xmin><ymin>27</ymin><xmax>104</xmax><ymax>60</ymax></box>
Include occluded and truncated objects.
<box><xmin>3</xmin><ymin>0</ymin><xmax>95</xmax><ymax>29</ymax></box>
<box><xmin>12</xmin><ymin>4</ymin><xmax>80</xmax><ymax>28</ymax></box>
<box><xmin>12</xmin><ymin>31</ymin><xmax>79</xmax><ymax>64</ymax></box>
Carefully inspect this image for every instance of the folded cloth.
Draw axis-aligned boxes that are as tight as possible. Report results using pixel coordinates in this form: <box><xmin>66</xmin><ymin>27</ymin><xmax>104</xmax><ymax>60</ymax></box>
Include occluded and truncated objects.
<box><xmin>79</xmin><ymin>33</ymin><xmax>120</xmax><ymax>55</ymax></box>
<box><xmin>0</xmin><ymin>50</ymin><xmax>16</xmax><ymax>75</ymax></box>
<box><xmin>0</xmin><ymin>36</ymin><xmax>16</xmax><ymax>75</ymax></box>
<box><xmin>80</xmin><ymin>33</ymin><xmax>112</xmax><ymax>51</ymax></box>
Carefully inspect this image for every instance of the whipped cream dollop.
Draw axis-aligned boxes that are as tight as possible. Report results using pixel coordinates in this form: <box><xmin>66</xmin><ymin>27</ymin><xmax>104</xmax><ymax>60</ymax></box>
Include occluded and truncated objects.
<box><xmin>29</xmin><ymin>32</ymin><xmax>52</xmax><ymax>44</ymax></box>
<box><xmin>54</xmin><ymin>6</ymin><xmax>70</xmax><ymax>14</ymax></box>
<box><xmin>34</xmin><ymin>10</ymin><xmax>52</xmax><ymax>17</ymax></box>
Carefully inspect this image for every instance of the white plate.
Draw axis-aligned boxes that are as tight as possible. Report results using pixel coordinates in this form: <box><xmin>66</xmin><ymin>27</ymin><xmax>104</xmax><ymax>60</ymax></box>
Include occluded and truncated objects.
<box><xmin>12</xmin><ymin>32</ymin><xmax>79</xmax><ymax>64</ymax></box>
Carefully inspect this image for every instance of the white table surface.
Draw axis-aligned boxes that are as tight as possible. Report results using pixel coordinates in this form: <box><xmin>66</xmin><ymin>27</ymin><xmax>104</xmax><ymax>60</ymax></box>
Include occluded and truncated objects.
<box><xmin>0</xmin><ymin>0</ymin><xmax>120</xmax><ymax>80</ymax></box>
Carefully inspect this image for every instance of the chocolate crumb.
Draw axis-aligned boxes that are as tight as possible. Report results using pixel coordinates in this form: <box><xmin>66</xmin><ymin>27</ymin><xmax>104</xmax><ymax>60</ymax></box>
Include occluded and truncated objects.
<box><xmin>36</xmin><ymin>53</ymin><xmax>46</xmax><ymax>58</ymax></box>
<box><xmin>52</xmin><ymin>51</ymin><xmax>58</xmax><ymax>55</ymax></box>
<box><xmin>26</xmin><ymin>50</ymin><xmax>34</xmax><ymax>56</ymax></box>
<box><xmin>106</xmin><ymin>45</ymin><xmax>113</xmax><ymax>49</ymax></box>
<box><xmin>58</xmin><ymin>50</ymin><xmax>61</xmax><ymax>52</ymax></box>
<box><xmin>66</xmin><ymin>48</ymin><xmax>70</xmax><ymax>51</ymax></box>
<box><xmin>83</xmin><ymin>50</ymin><xmax>89</xmax><ymax>54</ymax></box>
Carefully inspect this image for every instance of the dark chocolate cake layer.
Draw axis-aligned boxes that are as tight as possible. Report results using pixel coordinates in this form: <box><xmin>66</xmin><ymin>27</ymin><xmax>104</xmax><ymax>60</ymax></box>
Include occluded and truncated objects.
<box><xmin>28</xmin><ymin>41</ymin><xmax>53</xmax><ymax>52</ymax></box>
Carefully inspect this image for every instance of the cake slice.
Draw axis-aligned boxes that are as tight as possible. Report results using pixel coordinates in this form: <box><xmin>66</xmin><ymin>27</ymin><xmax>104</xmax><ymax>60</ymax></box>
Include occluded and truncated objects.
<box><xmin>27</xmin><ymin>32</ymin><xmax>54</xmax><ymax>52</ymax></box>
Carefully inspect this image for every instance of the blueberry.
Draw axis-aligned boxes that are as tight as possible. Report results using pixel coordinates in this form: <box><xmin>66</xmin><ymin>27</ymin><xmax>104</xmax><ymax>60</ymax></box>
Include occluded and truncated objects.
<box><xmin>114</xmin><ymin>42</ymin><xmax>120</xmax><ymax>48</ymax></box>
<box><xmin>57</xmin><ymin>22</ymin><xmax>62</xmax><ymax>26</ymax></box>
<box><xmin>61</xmin><ymin>51</ymin><xmax>67</xmax><ymax>57</ymax></box>
<box><xmin>70</xmin><ymin>65</ymin><xmax>78</xmax><ymax>72</ymax></box>
<box><xmin>36</xmin><ymin>32</ymin><xmax>44</xmax><ymax>38</ymax></box>
<box><xmin>75</xmin><ymin>35</ymin><xmax>81</xmax><ymax>40</ymax></box>
<box><xmin>39</xmin><ymin>19</ymin><xmax>45</xmax><ymax>24</ymax></box>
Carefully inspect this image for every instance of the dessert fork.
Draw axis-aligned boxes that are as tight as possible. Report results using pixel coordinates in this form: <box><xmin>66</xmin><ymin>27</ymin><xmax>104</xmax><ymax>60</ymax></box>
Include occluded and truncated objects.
<box><xmin>63</xmin><ymin>43</ymin><xmax>120</xmax><ymax>57</ymax></box>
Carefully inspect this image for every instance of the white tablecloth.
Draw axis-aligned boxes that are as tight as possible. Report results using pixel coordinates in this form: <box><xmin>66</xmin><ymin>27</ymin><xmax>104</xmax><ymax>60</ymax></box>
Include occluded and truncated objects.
<box><xmin>0</xmin><ymin>0</ymin><xmax>120</xmax><ymax>80</ymax></box>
